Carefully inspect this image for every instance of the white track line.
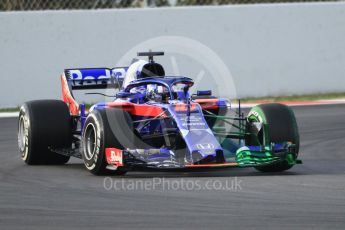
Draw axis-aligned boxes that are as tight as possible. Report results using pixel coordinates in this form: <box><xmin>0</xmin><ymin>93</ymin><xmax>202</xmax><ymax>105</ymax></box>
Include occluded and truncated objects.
<box><xmin>0</xmin><ymin>112</ymin><xmax>19</xmax><ymax>118</ymax></box>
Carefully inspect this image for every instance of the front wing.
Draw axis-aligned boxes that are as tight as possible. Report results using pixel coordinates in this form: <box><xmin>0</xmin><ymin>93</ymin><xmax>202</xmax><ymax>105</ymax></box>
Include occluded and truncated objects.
<box><xmin>105</xmin><ymin>142</ymin><xmax>301</xmax><ymax>170</ymax></box>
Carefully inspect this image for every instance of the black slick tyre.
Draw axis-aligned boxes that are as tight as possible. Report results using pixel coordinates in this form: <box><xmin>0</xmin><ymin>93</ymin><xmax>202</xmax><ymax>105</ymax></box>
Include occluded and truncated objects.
<box><xmin>247</xmin><ymin>103</ymin><xmax>300</xmax><ymax>172</ymax></box>
<box><xmin>81</xmin><ymin>109</ymin><xmax>136</xmax><ymax>175</ymax></box>
<box><xmin>18</xmin><ymin>100</ymin><xmax>72</xmax><ymax>165</ymax></box>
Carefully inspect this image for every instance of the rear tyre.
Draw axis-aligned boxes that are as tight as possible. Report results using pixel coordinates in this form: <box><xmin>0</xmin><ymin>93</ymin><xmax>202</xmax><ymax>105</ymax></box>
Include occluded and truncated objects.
<box><xmin>247</xmin><ymin>103</ymin><xmax>300</xmax><ymax>172</ymax></box>
<box><xmin>81</xmin><ymin>109</ymin><xmax>136</xmax><ymax>175</ymax></box>
<box><xmin>18</xmin><ymin>100</ymin><xmax>71</xmax><ymax>165</ymax></box>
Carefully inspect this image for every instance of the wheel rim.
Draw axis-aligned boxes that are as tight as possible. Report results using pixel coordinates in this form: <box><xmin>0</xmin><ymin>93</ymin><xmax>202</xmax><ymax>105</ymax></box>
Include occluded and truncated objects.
<box><xmin>18</xmin><ymin>116</ymin><xmax>26</xmax><ymax>153</ymax></box>
<box><xmin>84</xmin><ymin>123</ymin><xmax>97</xmax><ymax>161</ymax></box>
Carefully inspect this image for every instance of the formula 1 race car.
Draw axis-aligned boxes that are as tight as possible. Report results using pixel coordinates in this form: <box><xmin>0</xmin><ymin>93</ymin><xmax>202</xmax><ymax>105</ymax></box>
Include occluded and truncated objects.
<box><xmin>18</xmin><ymin>51</ymin><xmax>301</xmax><ymax>175</ymax></box>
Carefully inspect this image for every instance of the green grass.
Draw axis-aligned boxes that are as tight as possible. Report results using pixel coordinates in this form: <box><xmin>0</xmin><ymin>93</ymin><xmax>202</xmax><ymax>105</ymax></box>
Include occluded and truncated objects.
<box><xmin>0</xmin><ymin>107</ymin><xmax>20</xmax><ymax>112</ymax></box>
<box><xmin>1</xmin><ymin>92</ymin><xmax>345</xmax><ymax>112</ymax></box>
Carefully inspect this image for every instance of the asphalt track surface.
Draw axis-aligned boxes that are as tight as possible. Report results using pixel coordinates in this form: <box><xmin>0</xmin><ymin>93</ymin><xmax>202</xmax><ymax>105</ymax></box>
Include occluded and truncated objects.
<box><xmin>1</xmin><ymin>105</ymin><xmax>345</xmax><ymax>230</ymax></box>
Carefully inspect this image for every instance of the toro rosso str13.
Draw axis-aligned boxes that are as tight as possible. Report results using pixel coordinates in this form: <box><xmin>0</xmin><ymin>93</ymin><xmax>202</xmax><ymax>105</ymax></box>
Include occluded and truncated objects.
<box><xmin>18</xmin><ymin>51</ymin><xmax>301</xmax><ymax>175</ymax></box>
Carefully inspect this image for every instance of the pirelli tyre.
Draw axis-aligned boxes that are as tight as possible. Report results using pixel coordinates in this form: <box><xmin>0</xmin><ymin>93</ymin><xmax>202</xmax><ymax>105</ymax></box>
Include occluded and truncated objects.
<box><xmin>246</xmin><ymin>103</ymin><xmax>300</xmax><ymax>172</ymax></box>
<box><xmin>18</xmin><ymin>100</ymin><xmax>72</xmax><ymax>165</ymax></box>
<box><xmin>81</xmin><ymin>108</ymin><xmax>136</xmax><ymax>175</ymax></box>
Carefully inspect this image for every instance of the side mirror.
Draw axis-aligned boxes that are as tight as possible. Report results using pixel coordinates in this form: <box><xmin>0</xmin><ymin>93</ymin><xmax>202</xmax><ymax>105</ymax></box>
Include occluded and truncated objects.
<box><xmin>116</xmin><ymin>91</ymin><xmax>133</xmax><ymax>98</ymax></box>
<box><xmin>197</xmin><ymin>90</ymin><xmax>212</xmax><ymax>96</ymax></box>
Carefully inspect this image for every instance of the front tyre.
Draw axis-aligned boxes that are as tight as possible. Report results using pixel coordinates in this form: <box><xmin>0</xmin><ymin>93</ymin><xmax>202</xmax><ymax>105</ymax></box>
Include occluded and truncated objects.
<box><xmin>81</xmin><ymin>109</ymin><xmax>135</xmax><ymax>175</ymax></box>
<box><xmin>247</xmin><ymin>103</ymin><xmax>300</xmax><ymax>172</ymax></box>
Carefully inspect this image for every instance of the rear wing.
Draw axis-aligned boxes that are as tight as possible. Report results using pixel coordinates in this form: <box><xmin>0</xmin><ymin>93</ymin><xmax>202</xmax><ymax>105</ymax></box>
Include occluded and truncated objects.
<box><xmin>64</xmin><ymin>67</ymin><xmax>128</xmax><ymax>90</ymax></box>
<box><xmin>61</xmin><ymin>67</ymin><xmax>128</xmax><ymax>116</ymax></box>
